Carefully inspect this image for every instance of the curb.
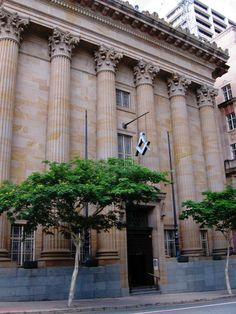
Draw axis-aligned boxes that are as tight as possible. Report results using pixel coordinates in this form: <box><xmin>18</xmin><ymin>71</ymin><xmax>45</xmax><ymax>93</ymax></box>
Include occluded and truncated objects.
<box><xmin>0</xmin><ymin>294</ymin><xmax>235</xmax><ymax>314</ymax></box>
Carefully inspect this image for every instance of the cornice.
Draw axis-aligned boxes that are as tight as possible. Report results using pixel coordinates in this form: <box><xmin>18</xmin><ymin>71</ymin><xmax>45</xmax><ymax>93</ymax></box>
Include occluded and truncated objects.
<box><xmin>48</xmin><ymin>0</ymin><xmax>229</xmax><ymax>78</ymax></box>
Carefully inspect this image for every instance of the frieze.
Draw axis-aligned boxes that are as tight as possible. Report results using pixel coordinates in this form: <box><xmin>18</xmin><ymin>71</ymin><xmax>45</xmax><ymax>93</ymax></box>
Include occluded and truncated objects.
<box><xmin>94</xmin><ymin>44</ymin><xmax>123</xmax><ymax>73</ymax></box>
<box><xmin>47</xmin><ymin>0</ymin><xmax>228</xmax><ymax>78</ymax></box>
<box><xmin>134</xmin><ymin>59</ymin><xmax>159</xmax><ymax>87</ymax></box>
<box><xmin>168</xmin><ymin>73</ymin><xmax>191</xmax><ymax>97</ymax></box>
<box><xmin>0</xmin><ymin>7</ymin><xmax>29</xmax><ymax>44</ymax></box>
<box><xmin>49</xmin><ymin>28</ymin><xmax>80</xmax><ymax>60</ymax></box>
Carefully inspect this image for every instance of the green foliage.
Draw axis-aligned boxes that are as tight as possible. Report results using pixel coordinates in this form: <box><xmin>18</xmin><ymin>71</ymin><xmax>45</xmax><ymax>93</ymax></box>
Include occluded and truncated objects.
<box><xmin>180</xmin><ymin>186</ymin><xmax>236</xmax><ymax>234</ymax></box>
<box><xmin>0</xmin><ymin>158</ymin><xmax>168</xmax><ymax>237</ymax></box>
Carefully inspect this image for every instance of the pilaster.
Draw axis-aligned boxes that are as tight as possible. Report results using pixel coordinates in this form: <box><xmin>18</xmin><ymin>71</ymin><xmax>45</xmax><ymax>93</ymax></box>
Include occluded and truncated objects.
<box><xmin>168</xmin><ymin>73</ymin><xmax>202</xmax><ymax>256</ymax></box>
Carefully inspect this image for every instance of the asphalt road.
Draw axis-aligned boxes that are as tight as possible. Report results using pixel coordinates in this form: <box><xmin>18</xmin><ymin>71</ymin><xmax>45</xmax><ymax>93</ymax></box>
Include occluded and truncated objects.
<box><xmin>89</xmin><ymin>298</ymin><xmax>236</xmax><ymax>314</ymax></box>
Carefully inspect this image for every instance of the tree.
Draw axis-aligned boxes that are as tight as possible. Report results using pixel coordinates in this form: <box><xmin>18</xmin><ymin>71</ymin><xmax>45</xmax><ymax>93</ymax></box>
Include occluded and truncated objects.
<box><xmin>0</xmin><ymin>157</ymin><xmax>168</xmax><ymax>306</ymax></box>
<box><xmin>180</xmin><ymin>185</ymin><xmax>236</xmax><ymax>295</ymax></box>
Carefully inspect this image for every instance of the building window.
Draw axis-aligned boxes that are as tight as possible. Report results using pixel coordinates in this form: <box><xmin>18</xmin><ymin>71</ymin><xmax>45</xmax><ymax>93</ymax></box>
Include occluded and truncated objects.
<box><xmin>226</xmin><ymin>112</ymin><xmax>236</xmax><ymax>131</ymax></box>
<box><xmin>118</xmin><ymin>134</ymin><xmax>132</xmax><ymax>158</ymax></box>
<box><xmin>10</xmin><ymin>224</ymin><xmax>35</xmax><ymax>265</ymax></box>
<box><xmin>222</xmin><ymin>84</ymin><xmax>232</xmax><ymax>101</ymax></box>
<box><xmin>116</xmin><ymin>89</ymin><xmax>130</xmax><ymax>108</ymax></box>
<box><xmin>200</xmin><ymin>230</ymin><xmax>209</xmax><ymax>256</ymax></box>
<box><xmin>231</xmin><ymin>143</ymin><xmax>236</xmax><ymax>159</ymax></box>
<box><xmin>164</xmin><ymin>230</ymin><xmax>176</xmax><ymax>257</ymax></box>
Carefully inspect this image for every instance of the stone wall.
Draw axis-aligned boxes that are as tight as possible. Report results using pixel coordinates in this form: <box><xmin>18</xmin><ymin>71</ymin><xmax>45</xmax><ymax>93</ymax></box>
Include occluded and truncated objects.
<box><xmin>0</xmin><ymin>265</ymin><xmax>126</xmax><ymax>301</ymax></box>
<box><xmin>161</xmin><ymin>258</ymin><xmax>236</xmax><ymax>293</ymax></box>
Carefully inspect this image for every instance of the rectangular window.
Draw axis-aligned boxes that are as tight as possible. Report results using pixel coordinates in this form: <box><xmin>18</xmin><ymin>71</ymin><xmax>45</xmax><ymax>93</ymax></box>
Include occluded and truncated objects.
<box><xmin>164</xmin><ymin>230</ymin><xmax>176</xmax><ymax>257</ymax></box>
<box><xmin>200</xmin><ymin>230</ymin><xmax>209</xmax><ymax>256</ymax></box>
<box><xmin>226</xmin><ymin>112</ymin><xmax>236</xmax><ymax>131</ymax></box>
<box><xmin>10</xmin><ymin>224</ymin><xmax>35</xmax><ymax>265</ymax></box>
<box><xmin>222</xmin><ymin>84</ymin><xmax>232</xmax><ymax>101</ymax></box>
<box><xmin>116</xmin><ymin>89</ymin><xmax>130</xmax><ymax>108</ymax></box>
<box><xmin>118</xmin><ymin>134</ymin><xmax>132</xmax><ymax>158</ymax></box>
<box><xmin>231</xmin><ymin>143</ymin><xmax>236</xmax><ymax>159</ymax></box>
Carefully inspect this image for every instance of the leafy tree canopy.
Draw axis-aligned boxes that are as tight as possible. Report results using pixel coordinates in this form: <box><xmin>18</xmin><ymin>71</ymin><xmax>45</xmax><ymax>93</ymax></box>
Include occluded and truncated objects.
<box><xmin>180</xmin><ymin>185</ymin><xmax>236</xmax><ymax>235</ymax></box>
<box><xmin>0</xmin><ymin>157</ymin><xmax>168</xmax><ymax>237</ymax></box>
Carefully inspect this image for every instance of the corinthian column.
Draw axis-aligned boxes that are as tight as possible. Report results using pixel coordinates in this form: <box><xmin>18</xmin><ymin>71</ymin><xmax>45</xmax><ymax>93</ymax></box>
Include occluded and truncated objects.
<box><xmin>95</xmin><ymin>45</ymin><xmax>123</xmax><ymax>264</ymax></box>
<box><xmin>0</xmin><ymin>8</ymin><xmax>28</xmax><ymax>262</ymax></box>
<box><xmin>197</xmin><ymin>85</ymin><xmax>226</xmax><ymax>254</ymax></box>
<box><xmin>95</xmin><ymin>45</ymin><xmax>123</xmax><ymax>159</ymax></box>
<box><xmin>41</xmin><ymin>29</ymin><xmax>79</xmax><ymax>265</ymax></box>
<box><xmin>134</xmin><ymin>59</ymin><xmax>159</xmax><ymax>170</ymax></box>
<box><xmin>168</xmin><ymin>73</ymin><xmax>202</xmax><ymax>256</ymax></box>
<box><xmin>46</xmin><ymin>28</ymin><xmax>79</xmax><ymax>162</ymax></box>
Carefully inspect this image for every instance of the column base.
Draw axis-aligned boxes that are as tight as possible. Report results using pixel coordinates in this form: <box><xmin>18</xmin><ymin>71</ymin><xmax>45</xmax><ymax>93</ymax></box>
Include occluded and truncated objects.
<box><xmin>39</xmin><ymin>250</ymin><xmax>74</xmax><ymax>267</ymax></box>
<box><xmin>212</xmin><ymin>248</ymin><xmax>227</xmax><ymax>256</ymax></box>
<box><xmin>96</xmin><ymin>250</ymin><xmax>119</xmax><ymax>266</ymax></box>
<box><xmin>181</xmin><ymin>248</ymin><xmax>203</xmax><ymax>257</ymax></box>
<box><xmin>0</xmin><ymin>258</ymin><xmax>17</xmax><ymax>268</ymax></box>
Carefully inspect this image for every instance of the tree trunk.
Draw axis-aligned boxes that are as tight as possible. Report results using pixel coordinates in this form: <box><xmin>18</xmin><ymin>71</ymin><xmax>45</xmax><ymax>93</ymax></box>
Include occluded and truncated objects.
<box><xmin>225</xmin><ymin>237</ymin><xmax>232</xmax><ymax>295</ymax></box>
<box><xmin>68</xmin><ymin>240</ymin><xmax>80</xmax><ymax>307</ymax></box>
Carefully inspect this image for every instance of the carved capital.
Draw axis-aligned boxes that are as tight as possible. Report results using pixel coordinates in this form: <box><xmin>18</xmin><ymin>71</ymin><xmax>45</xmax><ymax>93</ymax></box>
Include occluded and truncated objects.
<box><xmin>197</xmin><ymin>85</ymin><xmax>218</xmax><ymax>108</ymax></box>
<box><xmin>0</xmin><ymin>8</ymin><xmax>29</xmax><ymax>44</ymax></box>
<box><xmin>167</xmin><ymin>73</ymin><xmax>191</xmax><ymax>97</ymax></box>
<box><xmin>134</xmin><ymin>59</ymin><xmax>159</xmax><ymax>87</ymax></box>
<box><xmin>94</xmin><ymin>45</ymin><xmax>123</xmax><ymax>73</ymax></box>
<box><xmin>49</xmin><ymin>28</ymin><xmax>79</xmax><ymax>60</ymax></box>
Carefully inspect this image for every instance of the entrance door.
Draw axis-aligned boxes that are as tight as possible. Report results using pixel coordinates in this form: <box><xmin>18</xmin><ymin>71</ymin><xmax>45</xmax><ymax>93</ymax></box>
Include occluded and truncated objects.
<box><xmin>127</xmin><ymin>227</ymin><xmax>154</xmax><ymax>288</ymax></box>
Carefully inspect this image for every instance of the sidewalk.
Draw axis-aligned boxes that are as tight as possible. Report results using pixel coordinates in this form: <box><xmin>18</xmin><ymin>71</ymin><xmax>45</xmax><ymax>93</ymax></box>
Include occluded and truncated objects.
<box><xmin>0</xmin><ymin>290</ymin><xmax>235</xmax><ymax>314</ymax></box>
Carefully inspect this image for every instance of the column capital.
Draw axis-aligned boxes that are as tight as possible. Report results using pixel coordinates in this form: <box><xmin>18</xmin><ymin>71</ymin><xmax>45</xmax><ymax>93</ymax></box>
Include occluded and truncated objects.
<box><xmin>167</xmin><ymin>73</ymin><xmax>191</xmax><ymax>97</ymax></box>
<box><xmin>49</xmin><ymin>28</ymin><xmax>79</xmax><ymax>61</ymax></box>
<box><xmin>94</xmin><ymin>44</ymin><xmax>123</xmax><ymax>73</ymax></box>
<box><xmin>197</xmin><ymin>85</ymin><xmax>218</xmax><ymax>108</ymax></box>
<box><xmin>134</xmin><ymin>59</ymin><xmax>159</xmax><ymax>87</ymax></box>
<box><xmin>0</xmin><ymin>8</ymin><xmax>29</xmax><ymax>44</ymax></box>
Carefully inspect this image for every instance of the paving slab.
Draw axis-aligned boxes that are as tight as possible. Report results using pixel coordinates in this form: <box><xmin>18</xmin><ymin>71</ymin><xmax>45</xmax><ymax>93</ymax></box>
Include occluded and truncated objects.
<box><xmin>0</xmin><ymin>290</ymin><xmax>235</xmax><ymax>314</ymax></box>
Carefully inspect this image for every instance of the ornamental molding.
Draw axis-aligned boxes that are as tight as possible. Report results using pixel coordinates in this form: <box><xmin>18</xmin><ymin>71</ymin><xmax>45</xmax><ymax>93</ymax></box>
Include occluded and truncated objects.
<box><xmin>134</xmin><ymin>59</ymin><xmax>159</xmax><ymax>87</ymax></box>
<box><xmin>197</xmin><ymin>85</ymin><xmax>218</xmax><ymax>108</ymax></box>
<box><xmin>94</xmin><ymin>44</ymin><xmax>123</xmax><ymax>73</ymax></box>
<box><xmin>48</xmin><ymin>28</ymin><xmax>80</xmax><ymax>60</ymax></box>
<box><xmin>0</xmin><ymin>7</ymin><xmax>29</xmax><ymax>44</ymax></box>
<box><xmin>167</xmin><ymin>73</ymin><xmax>191</xmax><ymax>97</ymax></box>
<box><xmin>47</xmin><ymin>0</ymin><xmax>228</xmax><ymax>78</ymax></box>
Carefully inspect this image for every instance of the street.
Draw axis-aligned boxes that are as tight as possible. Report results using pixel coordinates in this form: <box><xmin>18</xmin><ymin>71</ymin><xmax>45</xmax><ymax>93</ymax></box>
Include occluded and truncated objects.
<box><xmin>88</xmin><ymin>298</ymin><xmax>236</xmax><ymax>314</ymax></box>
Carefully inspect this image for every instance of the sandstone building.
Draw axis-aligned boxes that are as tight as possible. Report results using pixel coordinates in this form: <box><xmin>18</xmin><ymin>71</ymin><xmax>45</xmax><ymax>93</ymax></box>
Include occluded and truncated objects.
<box><xmin>0</xmin><ymin>0</ymin><xmax>234</xmax><ymax>300</ymax></box>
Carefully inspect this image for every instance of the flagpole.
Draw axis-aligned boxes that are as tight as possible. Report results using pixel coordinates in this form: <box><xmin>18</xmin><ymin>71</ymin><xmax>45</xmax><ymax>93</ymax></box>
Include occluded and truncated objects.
<box><xmin>167</xmin><ymin>131</ymin><xmax>180</xmax><ymax>258</ymax></box>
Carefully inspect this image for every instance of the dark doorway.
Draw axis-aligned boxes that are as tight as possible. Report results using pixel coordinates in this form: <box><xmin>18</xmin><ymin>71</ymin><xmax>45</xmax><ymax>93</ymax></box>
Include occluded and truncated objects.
<box><xmin>126</xmin><ymin>208</ymin><xmax>154</xmax><ymax>288</ymax></box>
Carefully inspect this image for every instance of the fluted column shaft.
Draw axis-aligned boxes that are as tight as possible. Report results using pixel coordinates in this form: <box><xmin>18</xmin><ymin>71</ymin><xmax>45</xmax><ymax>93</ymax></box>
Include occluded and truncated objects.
<box><xmin>197</xmin><ymin>85</ymin><xmax>227</xmax><ymax>254</ymax></box>
<box><xmin>168</xmin><ymin>73</ymin><xmax>201</xmax><ymax>256</ymax></box>
<box><xmin>95</xmin><ymin>45</ymin><xmax>123</xmax><ymax>264</ymax></box>
<box><xmin>134</xmin><ymin>60</ymin><xmax>159</xmax><ymax>170</ymax></box>
<box><xmin>41</xmin><ymin>29</ymin><xmax>79</xmax><ymax>263</ymax></box>
<box><xmin>0</xmin><ymin>9</ymin><xmax>28</xmax><ymax>260</ymax></box>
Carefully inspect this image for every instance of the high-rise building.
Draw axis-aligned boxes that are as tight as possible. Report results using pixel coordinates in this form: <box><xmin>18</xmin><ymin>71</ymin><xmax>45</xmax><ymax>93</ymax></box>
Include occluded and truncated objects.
<box><xmin>166</xmin><ymin>0</ymin><xmax>236</xmax><ymax>41</ymax></box>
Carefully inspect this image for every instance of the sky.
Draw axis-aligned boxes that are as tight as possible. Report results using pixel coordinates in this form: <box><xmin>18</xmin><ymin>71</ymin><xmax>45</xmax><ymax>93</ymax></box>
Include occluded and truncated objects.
<box><xmin>127</xmin><ymin>0</ymin><xmax>236</xmax><ymax>22</ymax></box>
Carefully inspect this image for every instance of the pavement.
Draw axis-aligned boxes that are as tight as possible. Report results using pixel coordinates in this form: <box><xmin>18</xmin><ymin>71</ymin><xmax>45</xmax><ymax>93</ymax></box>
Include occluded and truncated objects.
<box><xmin>0</xmin><ymin>290</ymin><xmax>235</xmax><ymax>314</ymax></box>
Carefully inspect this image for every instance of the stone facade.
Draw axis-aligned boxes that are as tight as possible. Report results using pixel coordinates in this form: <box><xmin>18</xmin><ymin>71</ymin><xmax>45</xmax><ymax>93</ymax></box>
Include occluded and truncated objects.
<box><xmin>0</xmin><ymin>0</ymin><xmax>232</xmax><ymax>298</ymax></box>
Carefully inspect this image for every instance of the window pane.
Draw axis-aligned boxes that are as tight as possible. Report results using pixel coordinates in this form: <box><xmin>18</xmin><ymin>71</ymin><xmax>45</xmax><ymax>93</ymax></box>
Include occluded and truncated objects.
<box><xmin>10</xmin><ymin>224</ymin><xmax>34</xmax><ymax>265</ymax></box>
<box><xmin>116</xmin><ymin>89</ymin><xmax>130</xmax><ymax>108</ymax></box>
<box><xmin>222</xmin><ymin>84</ymin><xmax>232</xmax><ymax>101</ymax></box>
<box><xmin>118</xmin><ymin>134</ymin><xmax>132</xmax><ymax>158</ymax></box>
